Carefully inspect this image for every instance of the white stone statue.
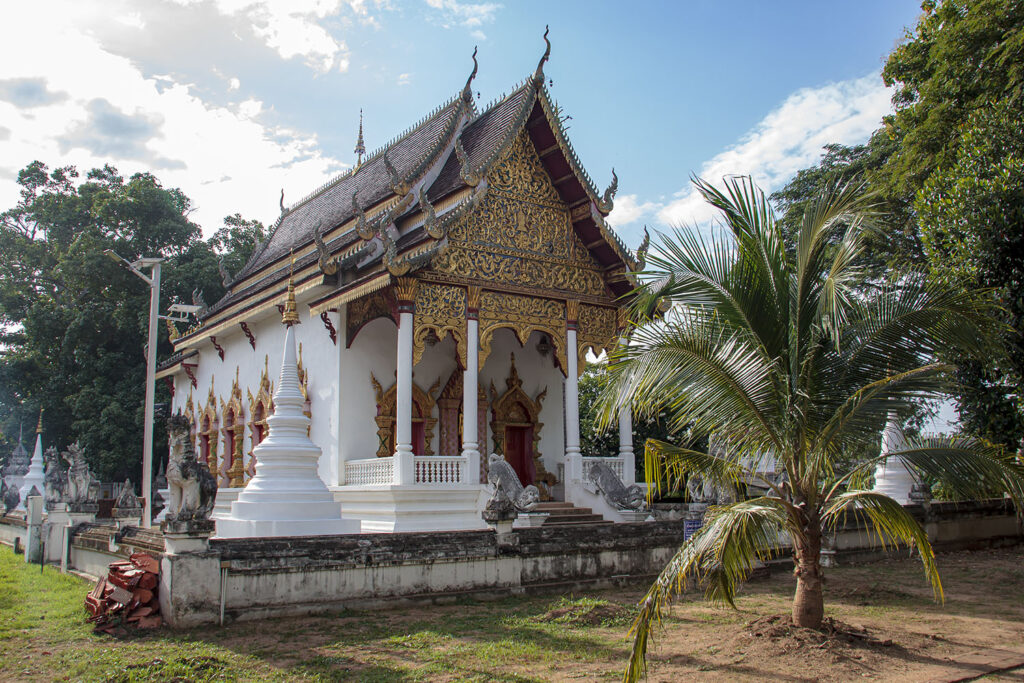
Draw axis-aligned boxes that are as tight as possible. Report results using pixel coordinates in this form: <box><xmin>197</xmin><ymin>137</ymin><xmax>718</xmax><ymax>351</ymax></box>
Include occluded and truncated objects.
<box><xmin>64</xmin><ymin>442</ymin><xmax>97</xmax><ymax>511</ymax></box>
<box><xmin>486</xmin><ymin>453</ymin><xmax>539</xmax><ymax>512</ymax></box>
<box><xmin>43</xmin><ymin>446</ymin><xmax>68</xmax><ymax>511</ymax></box>
<box><xmin>586</xmin><ymin>460</ymin><xmax>646</xmax><ymax>510</ymax></box>
<box><xmin>165</xmin><ymin>412</ymin><xmax>217</xmax><ymax>522</ymax></box>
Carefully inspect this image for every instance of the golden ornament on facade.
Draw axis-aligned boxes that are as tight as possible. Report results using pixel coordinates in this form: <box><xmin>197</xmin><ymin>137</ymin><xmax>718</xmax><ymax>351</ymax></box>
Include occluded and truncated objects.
<box><xmin>220</xmin><ymin>367</ymin><xmax>246</xmax><ymax>488</ymax></box>
<box><xmin>412</xmin><ymin>283</ymin><xmax>467</xmax><ymax>366</ymax></box>
<box><xmin>370</xmin><ymin>373</ymin><xmax>439</xmax><ymax>458</ymax></box>
<box><xmin>478</xmin><ymin>291</ymin><xmax>567</xmax><ymax>374</ymax></box>
<box><xmin>346</xmin><ymin>290</ymin><xmax>394</xmax><ymax>347</ymax></box>
<box><xmin>394</xmin><ymin>276</ymin><xmax>419</xmax><ymax>304</ymax></box>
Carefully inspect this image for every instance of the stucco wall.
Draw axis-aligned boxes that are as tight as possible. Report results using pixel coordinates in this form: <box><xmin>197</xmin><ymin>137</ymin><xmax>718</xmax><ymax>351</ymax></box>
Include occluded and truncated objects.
<box><xmin>170</xmin><ymin>307</ymin><xmax>342</xmax><ymax>485</ymax></box>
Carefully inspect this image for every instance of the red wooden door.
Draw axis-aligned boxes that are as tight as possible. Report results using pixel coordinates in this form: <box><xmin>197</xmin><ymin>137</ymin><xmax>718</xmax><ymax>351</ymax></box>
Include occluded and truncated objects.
<box><xmin>504</xmin><ymin>425</ymin><xmax>534</xmax><ymax>487</ymax></box>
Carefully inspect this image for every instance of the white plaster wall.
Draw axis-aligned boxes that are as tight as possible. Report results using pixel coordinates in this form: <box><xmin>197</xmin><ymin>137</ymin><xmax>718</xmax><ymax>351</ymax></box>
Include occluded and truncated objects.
<box><xmin>479</xmin><ymin>329</ymin><xmax>565</xmax><ymax>479</ymax></box>
<box><xmin>340</xmin><ymin>315</ymin><xmax>397</xmax><ymax>467</ymax></box>
<box><xmin>167</xmin><ymin>305</ymin><xmax>341</xmax><ymax>486</ymax></box>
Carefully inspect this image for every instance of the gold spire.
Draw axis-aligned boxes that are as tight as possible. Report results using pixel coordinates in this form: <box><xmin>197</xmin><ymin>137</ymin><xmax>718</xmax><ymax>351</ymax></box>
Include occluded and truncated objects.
<box><xmin>354</xmin><ymin>109</ymin><xmax>366</xmax><ymax>167</ymax></box>
<box><xmin>35</xmin><ymin>408</ymin><xmax>43</xmax><ymax>434</ymax></box>
<box><xmin>282</xmin><ymin>250</ymin><xmax>300</xmax><ymax>327</ymax></box>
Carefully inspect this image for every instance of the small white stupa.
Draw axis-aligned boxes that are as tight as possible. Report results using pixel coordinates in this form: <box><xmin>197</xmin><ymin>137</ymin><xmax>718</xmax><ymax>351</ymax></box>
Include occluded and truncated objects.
<box><xmin>17</xmin><ymin>411</ymin><xmax>46</xmax><ymax>510</ymax></box>
<box><xmin>216</xmin><ymin>262</ymin><xmax>358</xmax><ymax>537</ymax></box>
<box><xmin>871</xmin><ymin>411</ymin><xmax>918</xmax><ymax>505</ymax></box>
<box><xmin>2</xmin><ymin>422</ymin><xmax>30</xmax><ymax>493</ymax></box>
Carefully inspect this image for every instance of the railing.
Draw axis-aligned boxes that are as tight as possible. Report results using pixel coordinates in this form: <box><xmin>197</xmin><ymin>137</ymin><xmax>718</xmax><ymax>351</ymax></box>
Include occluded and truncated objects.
<box><xmin>413</xmin><ymin>456</ymin><xmax>466</xmax><ymax>484</ymax></box>
<box><xmin>581</xmin><ymin>456</ymin><xmax>625</xmax><ymax>481</ymax></box>
<box><xmin>345</xmin><ymin>457</ymin><xmax>393</xmax><ymax>486</ymax></box>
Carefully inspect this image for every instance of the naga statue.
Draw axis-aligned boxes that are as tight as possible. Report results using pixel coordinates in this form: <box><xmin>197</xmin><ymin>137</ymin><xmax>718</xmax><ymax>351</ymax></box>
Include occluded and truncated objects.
<box><xmin>43</xmin><ymin>446</ymin><xmax>68</xmax><ymax>511</ymax></box>
<box><xmin>586</xmin><ymin>460</ymin><xmax>646</xmax><ymax>511</ymax></box>
<box><xmin>164</xmin><ymin>412</ymin><xmax>217</xmax><ymax>523</ymax></box>
<box><xmin>485</xmin><ymin>453</ymin><xmax>539</xmax><ymax>513</ymax></box>
<box><xmin>64</xmin><ymin>442</ymin><xmax>98</xmax><ymax>512</ymax></box>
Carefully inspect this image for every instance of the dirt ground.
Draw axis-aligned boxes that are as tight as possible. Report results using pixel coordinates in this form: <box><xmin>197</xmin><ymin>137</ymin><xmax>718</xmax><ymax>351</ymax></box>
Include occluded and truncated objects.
<box><xmin>2</xmin><ymin>545</ymin><xmax>1023</xmax><ymax>681</ymax></box>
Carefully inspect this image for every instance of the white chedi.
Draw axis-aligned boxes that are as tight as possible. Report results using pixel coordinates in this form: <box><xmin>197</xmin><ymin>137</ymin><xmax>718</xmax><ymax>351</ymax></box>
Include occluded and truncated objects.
<box><xmin>17</xmin><ymin>422</ymin><xmax>46</xmax><ymax>511</ymax></box>
<box><xmin>871</xmin><ymin>412</ymin><xmax>919</xmax><ymax>505</ymax></box>
<box><xmin>216</xmin><ymin>323</ymin><xmax>358</xmax><ymax>537</ymax></box>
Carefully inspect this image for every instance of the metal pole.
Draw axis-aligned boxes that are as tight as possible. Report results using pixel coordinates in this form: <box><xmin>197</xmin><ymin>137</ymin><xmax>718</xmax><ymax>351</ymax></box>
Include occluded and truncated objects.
<box><xmin>142</xmin><ymin>262</ymin><xmax>161</xmax><ymax>529</ymax></box>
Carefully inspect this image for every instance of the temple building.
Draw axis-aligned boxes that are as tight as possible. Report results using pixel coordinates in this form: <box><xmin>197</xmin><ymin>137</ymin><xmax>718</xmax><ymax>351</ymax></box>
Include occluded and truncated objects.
<box><xmin>157</xmin><ymin>38</ymin><xmax>645</xmax><ymax>534</ymax></box>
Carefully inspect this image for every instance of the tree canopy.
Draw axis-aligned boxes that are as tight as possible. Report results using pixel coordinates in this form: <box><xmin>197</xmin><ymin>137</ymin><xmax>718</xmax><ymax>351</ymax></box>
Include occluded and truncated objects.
<box><xmin>0</xmin><ymin>161</ymin><xmax>265</xmax><ymax>482</ymax></box>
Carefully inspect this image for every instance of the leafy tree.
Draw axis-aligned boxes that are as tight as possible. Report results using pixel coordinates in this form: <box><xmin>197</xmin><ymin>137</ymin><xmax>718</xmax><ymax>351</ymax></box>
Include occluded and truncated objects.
<box><xmin>0</xmin><ymin>161</ymin><xmax>263</xmax><ymax>483</ymax></box>
<box><xmin>598</xmin><ymin>177</ymin><xmax>1024</xmax><ymax>681</ymax></box>
<box><xmin>916</xmin><ymin>102</ymin><xmax>1024</xmax><ymax>446</ymax></box>
<box><xmin>880</xmin><ymin>0</ymin><xmax>1024</xmax><ymax>196</ymax></box>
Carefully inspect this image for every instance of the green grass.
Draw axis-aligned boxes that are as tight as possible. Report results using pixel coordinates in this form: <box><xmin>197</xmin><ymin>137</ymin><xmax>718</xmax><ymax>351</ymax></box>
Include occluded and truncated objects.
<box><xmin>3</xmin><ymin>545</ymin><xmax>1022</xmax><ymax>682</ymax></box>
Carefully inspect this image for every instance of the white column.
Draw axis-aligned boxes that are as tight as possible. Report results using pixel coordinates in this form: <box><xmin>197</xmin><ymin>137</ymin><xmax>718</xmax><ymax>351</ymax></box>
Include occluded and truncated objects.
<box><xmin>565</xmin><ymin>326</ymin><xmax>581</xmax><ymax>485</ymax></box>
<box><xmin>394</xmin><ymin>306</ymin><xmax>415</xmax><ymax>485</ymax></box>
<box><xmin>618</xmin><ymin>407</ymin><xmax>636</xmax><ymax>486</ymax></box>
<box><xmin>461</xmin><ymin>315</ymin><xmax>480</xmax><ymax>485</ymax></box>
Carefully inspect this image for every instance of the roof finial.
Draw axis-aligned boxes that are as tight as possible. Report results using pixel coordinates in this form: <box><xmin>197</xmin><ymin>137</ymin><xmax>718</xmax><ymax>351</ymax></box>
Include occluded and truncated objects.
<box><xmin>35</xmin><ymin>408</ymin><xmax>43</xmax><ymax>434</ymax></box>
<box><xmin>462</xmin><ymin>46</ymin><xmax>478</xmax><ymax>103</ymax></box>
<box><xmin>281</xmin><ymin>249</ymin><xmax>300</xmax><ymax>327</ymax></box>
<box><xmin>534</xmin><ymin>25</ymin><xmax>551</xmax><ymax>82</ymax></box>
<box><xmin>279</xmin><ymin>188</ymin><xmax>285</xmax><ymax>215</ymax></box>
<box><xmin>354</xmin><ymin>109</ymin><xmax>366</xmax><ymax>167</ymax></box>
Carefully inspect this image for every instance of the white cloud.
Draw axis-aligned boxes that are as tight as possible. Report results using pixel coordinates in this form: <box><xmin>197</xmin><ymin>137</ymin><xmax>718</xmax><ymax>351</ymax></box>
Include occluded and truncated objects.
<box><xmin>657</xmin><ymin>73</ymin><xmax>892</xmax><ymax>227</ymax></box>
<box><xmin>396</xmin><ymin>72</ymin><xmax>411</xmax><ymax>86</ymax></box>
<box><xmin>228</xmin><ymin>77</ymin><xmax>241</xmax><ymax>91</ymax></box>
<box><xmin>607</xmin><ymin>193</ymin><xmax>658</xmax><ymax>228</ymax></box>
<box><xmin>0</xmin><ymin>2</ymin><xmax>348</xmax><ymax>235</ymax></box>
<box><xmin>424</xmin><ymin>0</ymin><xmax>501</xmax><ymax>36</ymax></box>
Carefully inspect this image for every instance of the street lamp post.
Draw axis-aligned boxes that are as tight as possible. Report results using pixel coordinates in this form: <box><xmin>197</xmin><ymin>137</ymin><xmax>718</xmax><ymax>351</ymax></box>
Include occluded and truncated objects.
<box><xmin>106</xmin><ymin>251</ymin><xmax>163</xmax><ymax>529</ymax></box>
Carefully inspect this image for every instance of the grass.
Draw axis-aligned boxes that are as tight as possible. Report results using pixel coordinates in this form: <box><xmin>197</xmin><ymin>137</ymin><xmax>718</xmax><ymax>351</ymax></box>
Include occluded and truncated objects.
<box><xmin>1</xmin><ymin>544</ymin><xmax>1023</xmax><ymax>681</ymax></box>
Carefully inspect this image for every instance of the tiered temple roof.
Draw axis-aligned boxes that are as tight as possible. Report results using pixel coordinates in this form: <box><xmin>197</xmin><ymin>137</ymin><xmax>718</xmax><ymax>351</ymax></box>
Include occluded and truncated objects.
<box><xmin>176</xmin><ymin>33</ymin><xmax>637</xmax><ymax>346</ymax></box>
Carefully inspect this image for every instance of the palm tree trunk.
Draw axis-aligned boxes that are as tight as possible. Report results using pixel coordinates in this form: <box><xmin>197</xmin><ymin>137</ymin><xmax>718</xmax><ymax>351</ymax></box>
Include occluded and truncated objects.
<box><xmin>791</xmin><ymin>511</ymin><xmax>824</xmax><ymax>629</ymax></box>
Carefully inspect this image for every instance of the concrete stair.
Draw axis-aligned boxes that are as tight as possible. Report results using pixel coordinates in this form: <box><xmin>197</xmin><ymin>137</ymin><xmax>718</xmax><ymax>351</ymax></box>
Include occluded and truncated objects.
<box><xmin>536</xmin><ymin>501</ymin><xmax>608</xmax><ymax>526</ymax></box>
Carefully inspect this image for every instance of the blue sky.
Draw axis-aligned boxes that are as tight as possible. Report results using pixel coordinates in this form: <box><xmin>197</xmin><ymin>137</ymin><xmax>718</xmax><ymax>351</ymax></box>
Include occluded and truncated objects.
<box><xmin>0</xmin><ymin>0</ymin><xmax>924</xmax><ymax>252</ymax></box>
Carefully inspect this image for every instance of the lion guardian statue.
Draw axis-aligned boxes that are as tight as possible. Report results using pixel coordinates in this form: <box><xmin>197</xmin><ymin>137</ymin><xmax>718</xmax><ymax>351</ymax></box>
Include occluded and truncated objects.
<box><xmin>165</xmin><ymin>412</ymin><xmax>217</xmax><ymax>522</ymax></box>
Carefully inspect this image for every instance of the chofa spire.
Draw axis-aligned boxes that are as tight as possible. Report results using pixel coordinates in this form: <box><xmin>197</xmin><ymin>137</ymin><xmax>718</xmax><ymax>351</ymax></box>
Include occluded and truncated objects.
<box><xmin>534</xmin><ymin>25</ymin><xmax>551</xmax><ymax>83</ymax></box>
<box><xmin>354</xmin><ymin>109</ymin><xmax>366</xmax><ymax>167</ymax></box>
<box><xmin>462</xmin><ymin>46</ymin><xmax>478</xmax><ymax>104</ymax></box>
<box><xmin>281</xmin><ymin>251</ymin><xmax>300</xmax><ymax>327</ymax></box>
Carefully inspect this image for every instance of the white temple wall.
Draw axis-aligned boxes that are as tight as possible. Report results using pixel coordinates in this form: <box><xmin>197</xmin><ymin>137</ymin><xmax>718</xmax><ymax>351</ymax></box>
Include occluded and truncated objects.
<box><xmin>168</xmin><ymin>309</ymin><xmax>341</xmax><ymax>486</ymax></box>
<box><xmin>479</xmin><ymin>329</ymin><xmax>565</xmax><ymax>477</ymax></box>
<box><xmin>340</xmin><ymin>316</ymin><xmax>397</xmax><ymax>465</ymax></box>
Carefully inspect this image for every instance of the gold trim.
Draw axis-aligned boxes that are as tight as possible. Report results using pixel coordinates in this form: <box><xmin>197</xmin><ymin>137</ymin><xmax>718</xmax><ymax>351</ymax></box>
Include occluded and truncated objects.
<box><xmin>308</xmin><ymin>273</ymin><xmax>391</xmax><ymax>317</ymax></box>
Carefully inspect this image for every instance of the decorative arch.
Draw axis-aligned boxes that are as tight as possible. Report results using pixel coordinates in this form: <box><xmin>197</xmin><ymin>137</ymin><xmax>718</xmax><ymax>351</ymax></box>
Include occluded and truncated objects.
<box><xmin>220</xmin><ymin>368</ymin><xmax>245</xmax><ymax>487</ymax></box>
<box><xmin>246</xmin><ymin>356</ymin><xmax>274</xmax><ymax>480</ymax></box>
<box><xmin>371</xmin><ymin>373</ymin><xmax>439</xmax><ymax>458</ymax></box>
<box><xmin>198</xmin><ymin>381</ymin><xmax>219</xmax><ymax>481</ymax></box>
<box><xmin>346</xmin><ymin>290</ymin><xmax>396</xmax><ymax>347</ymax></box>
<box><xmin>477</xmin><ymin>291</ymin><xmax>568</xmax><ymax>375</ymax></box>
<box><xmin>489</xmin><ymin>353</ymin><xmax>555</xmax><ymax>496</ymax></box>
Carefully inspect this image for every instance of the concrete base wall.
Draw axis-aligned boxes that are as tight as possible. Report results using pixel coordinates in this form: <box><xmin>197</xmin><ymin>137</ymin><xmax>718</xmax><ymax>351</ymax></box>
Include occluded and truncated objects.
<box><xmin>160</xmin><ymin>521</ymin><xmax>684</xmax><ymax>627</ymax></box>
<box><xmin>0</xmin><ymin>514</ymin><xmax>27</xmax><ymax>550</ymax></box>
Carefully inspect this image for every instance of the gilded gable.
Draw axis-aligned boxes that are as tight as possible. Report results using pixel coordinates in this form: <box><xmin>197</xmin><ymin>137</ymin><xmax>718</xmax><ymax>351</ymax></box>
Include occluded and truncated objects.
<box><xmin>429</xmin><ymin>131</ymin><xmax>613</xmax><ymax>301</ymax></box>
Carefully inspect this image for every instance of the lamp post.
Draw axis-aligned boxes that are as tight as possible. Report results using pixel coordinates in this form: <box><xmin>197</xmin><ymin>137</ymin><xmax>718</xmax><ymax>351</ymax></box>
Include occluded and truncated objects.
<box><xmin>106</xmin><ymin>251</ymin><xmax>163</xmax><ymax>529</ymax></box>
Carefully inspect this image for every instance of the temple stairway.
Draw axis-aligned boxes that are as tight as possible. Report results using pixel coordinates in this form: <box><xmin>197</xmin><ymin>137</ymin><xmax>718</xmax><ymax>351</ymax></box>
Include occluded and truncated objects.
<box><xmin>536</xmin><ymin>501</ymin><xmax>609</xmax><ymax>526</ymax></box>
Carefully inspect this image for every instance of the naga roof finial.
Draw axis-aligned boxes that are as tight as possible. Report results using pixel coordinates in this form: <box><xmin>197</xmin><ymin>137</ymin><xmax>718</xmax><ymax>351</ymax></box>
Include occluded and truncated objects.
<box><xmin>383</xmin><ymin>151</ymin><xmax>408</xmax><ymax>195</ymax></box>
<box><xmin>279</xmin><ymin>188</ymin><xmax>285</xmax><ymax>214</ymax></box>
<box><xmin>313</xmin><ymin>221</ymin><xmax>337</xmax><ymax>275</ymax></box>
<box><xmin>534</xmin><ymin>25</ymin><xmax>551</xmax><ymax>83</ymax></box>
<box><xmin>636</xmin><ymin>226</ymin><xmax>651</xmax><ymax>271</ymax></box>
<box><xmin>462</xmin><ymin>46</ymin><xmax>478</xmax><ymax>104</ymax></box>
<box><xmin>419</xmin><ymin>185</ymin><xmax>443</xmax><ymax>239</ymax></box>
<box><xmin>281</xmin><ymin>249</ymin><xmax>300</xmax><ymax>327</ymax></box>
<box><xmin>354</xmin><ymin>108</ymin><xmax>366</xmax><ymax>167</ymax></box>
<box><xmin>353</xmin><ymin>191</ymin><xmax>373</xmax><ymax>240</ymax></box>
<box><xmin>598</xmin><ymin>168</ymin><xmax>618</xmax><ymax>213</ymax></box>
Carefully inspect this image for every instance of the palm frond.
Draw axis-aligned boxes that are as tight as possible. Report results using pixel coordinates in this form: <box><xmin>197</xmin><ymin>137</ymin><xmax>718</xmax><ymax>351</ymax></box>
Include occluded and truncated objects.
<box><xmin>623</xmin><ymin>497</ymin><xmax>794</xmax><ymax>683</ymax></box>
<box><xmin>643</xmin><ymin>439</ymin><xmax>749</xmax><ymax>503</ymax></box>
<box><xmin>598</xmin><ymin>313</ymin><xmax>784</xmax><ymax>455</ymax></box>
<box><xmin>821</xmin><ymin>490</ymin><xmax>943</xmax><ymax>601</ymax></box>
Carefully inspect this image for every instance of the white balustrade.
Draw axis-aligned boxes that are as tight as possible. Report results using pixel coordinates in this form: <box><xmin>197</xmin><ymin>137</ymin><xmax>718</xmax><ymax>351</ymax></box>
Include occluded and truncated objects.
<box><xmin>413</xmin><ymin>456</ymin><xmax>466</xmax><ymax>484</ymax></box>
<box><xmin>581</xmin><ymin>456</ymin><xmax>625</xmax><ymax>481</ymax></box>
<box><xmin>346</xmin><ymin>457</ymin><xmax>394</xmax><ymax>486</ymax></box>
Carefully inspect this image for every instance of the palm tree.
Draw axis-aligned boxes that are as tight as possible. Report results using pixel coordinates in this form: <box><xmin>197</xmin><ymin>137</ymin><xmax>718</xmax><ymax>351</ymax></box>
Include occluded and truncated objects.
<box><xmin>599</xmin><ymin>177</ymin><xmax>1024</xmax><ymax>682</ymax></box>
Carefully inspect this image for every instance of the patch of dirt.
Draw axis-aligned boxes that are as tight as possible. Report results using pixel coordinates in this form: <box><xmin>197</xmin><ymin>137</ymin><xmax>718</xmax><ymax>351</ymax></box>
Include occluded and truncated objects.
<box><xmin>536</xmin><ymin>602</ymin><xmax>633</xmax><ymax>627</ymax></box>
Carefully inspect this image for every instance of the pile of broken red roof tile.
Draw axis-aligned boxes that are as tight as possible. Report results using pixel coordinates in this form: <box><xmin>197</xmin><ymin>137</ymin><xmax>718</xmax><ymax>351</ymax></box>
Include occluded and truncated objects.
<box><xmin>85</xmin><ymin>552</ymin><xmax>162</xmax><ymax>633</ymax></box>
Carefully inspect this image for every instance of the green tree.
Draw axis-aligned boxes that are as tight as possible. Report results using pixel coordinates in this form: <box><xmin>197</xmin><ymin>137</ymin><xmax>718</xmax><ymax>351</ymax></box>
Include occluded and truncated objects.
<box><xmin>0</xmin><ymin>161</ymin><xmax>263</xmax><ymax>483</ymax></box>
<box><xmin>598</xmin><ymin>177</ymin><xmax>1024</xmax><ymax>681</ymax></box>
<box><xmin>916</xmin><ymin>102</ymin><xmax>1024</xmax><ymax>446</ymax></box>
